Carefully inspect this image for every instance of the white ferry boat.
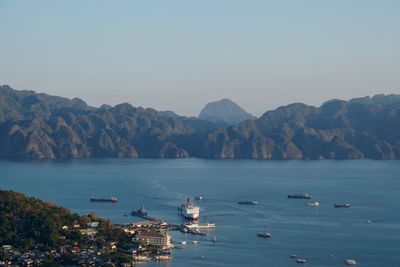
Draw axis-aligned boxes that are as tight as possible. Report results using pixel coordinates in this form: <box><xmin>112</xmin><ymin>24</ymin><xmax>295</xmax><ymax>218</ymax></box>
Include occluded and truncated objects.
<box><xmin>306</xmin><ymin>201</ymin><xmax>320</xmax><ymax>206</ymax></box>
<box><xmin>179</xmin><ymin>198</ymin><xmax>199</xmax><ymax>220</ymax></box>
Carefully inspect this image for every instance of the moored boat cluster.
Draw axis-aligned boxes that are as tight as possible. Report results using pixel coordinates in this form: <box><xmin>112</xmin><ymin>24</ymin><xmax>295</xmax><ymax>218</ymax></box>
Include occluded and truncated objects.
<box><xmin>87</xmin><ymin>193</ymin><xmax>361</xmax><ymax>266</ymax></box>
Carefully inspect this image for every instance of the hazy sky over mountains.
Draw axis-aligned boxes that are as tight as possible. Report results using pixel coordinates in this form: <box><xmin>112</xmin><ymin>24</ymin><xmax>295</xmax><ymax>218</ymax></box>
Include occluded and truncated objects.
<box><xmin>1</xmin><ymin>0</ymin><xmax>399</xmax><ymax>116</ymax></box>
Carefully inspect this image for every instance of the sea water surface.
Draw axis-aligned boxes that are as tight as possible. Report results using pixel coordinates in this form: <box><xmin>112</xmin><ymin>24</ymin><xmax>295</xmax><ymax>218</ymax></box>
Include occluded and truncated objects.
<box><xmin>0</xmin><ymin>159</ymin><xmax>399</xmax><ymax>267</ymax></box>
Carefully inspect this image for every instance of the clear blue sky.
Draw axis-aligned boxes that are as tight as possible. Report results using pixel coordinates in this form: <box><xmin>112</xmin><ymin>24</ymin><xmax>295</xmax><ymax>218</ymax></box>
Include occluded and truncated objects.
<box><xmin>1</xmin><ymin>0</ymin><xmax>399</xmax><ymax>116</ymax></box>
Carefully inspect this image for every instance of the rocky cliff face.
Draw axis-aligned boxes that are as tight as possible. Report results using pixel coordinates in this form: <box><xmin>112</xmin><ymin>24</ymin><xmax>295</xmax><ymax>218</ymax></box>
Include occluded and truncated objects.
<box><xmin>197</xmin><ymin>99</ymin><xmax>400</xmax><ymax>159</ymax></box>
<box><xmin>0</xmin><ymin>85</ymin><xmax>220</xmax><ymax>158</ymax></box>
<box><xmin>1</xmin><ymin>85</ymin><xmax>399</xmax><ymax>159</ymax></box>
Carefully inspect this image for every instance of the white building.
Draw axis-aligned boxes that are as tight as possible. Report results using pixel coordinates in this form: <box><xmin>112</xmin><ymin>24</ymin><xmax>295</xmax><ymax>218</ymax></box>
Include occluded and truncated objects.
<box><xmin>134</xmin><ymin>230</ymin><xmax>172</xmax><ymax>249</ymax></box>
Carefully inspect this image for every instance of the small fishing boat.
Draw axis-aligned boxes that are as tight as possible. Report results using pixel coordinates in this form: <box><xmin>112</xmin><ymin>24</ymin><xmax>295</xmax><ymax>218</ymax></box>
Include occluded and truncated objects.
<box><xmin>133</xmin><ymin>255</ymin><xmax>150</xmax><ymax>262</ymax></box>
<box><xmin>155</xmin><ymin>255</ymin><xmax>172</xmax><ymax>261</ymax></box>
<box><xmin>296</xmin><ymin>258</ymin><xmax>307</xmax><ymax>264</ymax></box>
<box><xmin>306</xmin><ymin>201</ymin><xmax>320</xmax><ymax>206</ymax></box>
<box><xmin>257</xmin><ymin>231</ymin><xmax>272</xmax><ymax>238</ymax></box>
<box><xmin>344</xmin><ymin>259</ymin><xmax>357</xmax><ymax>265</ymax></box>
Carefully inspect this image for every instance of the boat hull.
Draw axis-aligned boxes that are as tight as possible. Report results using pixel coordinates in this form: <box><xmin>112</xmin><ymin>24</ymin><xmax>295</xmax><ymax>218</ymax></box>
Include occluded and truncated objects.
<box><xmin>181</xmin><ymin>212</ymin><xmax>199</xmax><ymax>220</ymax></box>
<box><xmin>335</xmin><ymin>204</ymin><xmax>350</xmax><ymax>208</ymax></box>
<box><xmin>238</xmin><ymin>201</ymin><xmax>258</xmax><ymax>205</ymax></box>
<box><xmin>90</xmin><ymin>198</ymin><xmax>118</xmax><ymax>203</ymax></box>
<box><xmin>287</xmin><ymin>195</ymin><xmax>312</xmax><ymax>199</ymax></box>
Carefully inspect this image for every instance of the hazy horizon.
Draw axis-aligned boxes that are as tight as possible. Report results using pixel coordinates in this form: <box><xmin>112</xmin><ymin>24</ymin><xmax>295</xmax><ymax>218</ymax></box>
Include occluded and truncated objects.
<box><xmin>1</xmin><ymin>0</ymin><xmax>399</xmax><ymax>116</ymax></box>
<box><xmin>3</xmin><ymin>83</ymin><xmax>398</xmax><ymax>118</ymax></box>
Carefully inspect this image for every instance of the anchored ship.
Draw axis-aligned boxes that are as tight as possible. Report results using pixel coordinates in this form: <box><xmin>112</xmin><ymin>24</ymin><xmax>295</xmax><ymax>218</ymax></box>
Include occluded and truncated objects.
<box><xmin>257</xmin><ymin>231</ymin><xmax>272</xmax><ymax>238</ymax></box>
<box><xmin>238</xmin><ymin>200</ymin><xmax>258</xmax><ymax>205</ymax></box>
<box><xmin>334</xmin><ymin>203</ymin><xmax>350</xmax><ymax>208</ymax></box>
<box><xmin>90</xmin><ymin>197</ymin><xmax>118</xmax><ymax>203</ymax></box>
<box><xmin>344</xmin><ymin>259</ymin><xmax>357</xmax><ymax>265</ymax></box>
<box><xmin>179</xmin><ymin>198</ymin><xmax>199</xmax><ymax>220</ymax></box>
<box><xmin>287</xmin><ymin>194</ymin><xmax>312</xmax><ymax>199</ymax></box>
<box><xmin>131</xmin><ymin>206</ymin><xmax>148</xmax><ymax>216</ymax></box>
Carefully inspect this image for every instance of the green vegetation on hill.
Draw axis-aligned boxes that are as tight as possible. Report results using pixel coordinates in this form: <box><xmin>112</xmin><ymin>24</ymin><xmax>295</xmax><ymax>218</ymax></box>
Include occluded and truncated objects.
<box><xmin>0</xmin><ymin>190</ymin><xmax>80</xmax><ymax>249</ymax></box>
<box><xmin>0</xmin><ymin>190</ymin><xmax>135</xmax><ymax>265</ymax></box>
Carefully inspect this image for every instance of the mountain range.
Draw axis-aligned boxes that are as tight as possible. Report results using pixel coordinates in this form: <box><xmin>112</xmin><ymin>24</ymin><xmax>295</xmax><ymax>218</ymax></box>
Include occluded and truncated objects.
<box><xmin>199</xmin><ymin>98</ymin><xmax>255</xmax><ymax>125</ymax></box>
<box><xmin>0</xmin><ymin>84</ymin><xmax>399</xmax><ymax>159</ymax></box>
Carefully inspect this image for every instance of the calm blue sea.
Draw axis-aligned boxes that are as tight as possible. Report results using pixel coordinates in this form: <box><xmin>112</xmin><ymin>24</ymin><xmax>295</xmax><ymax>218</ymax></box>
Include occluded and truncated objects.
<box><xmin>0</xmin><ymin>159</ymin><xmax>399</xmax><ymax>266</ymax></box>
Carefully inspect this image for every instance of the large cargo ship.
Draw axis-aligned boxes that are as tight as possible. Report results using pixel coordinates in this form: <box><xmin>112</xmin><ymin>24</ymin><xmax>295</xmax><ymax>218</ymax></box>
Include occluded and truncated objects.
<box><xmin>334</xmin><ymin>203</ymin><xmax>350</xmax><ymax>208</ymax></box>
<box><xmin>90</xmin><ymin>197</ymin><xmax>118</xmax><ymax>203</ymax></box>
<box><xmin>238</xmin><ymin>200</ymin><xmax>258</xmax><ymax>205</ymax></box>
<box><xmin>287</xmin><ymin>194</ymin><xmax>312</xmax><ymax>199</ymax></box>
<box><xmin>179</xmin><ymin>198</ymin><xmax>199</xmax><ymax>220</ymax></box>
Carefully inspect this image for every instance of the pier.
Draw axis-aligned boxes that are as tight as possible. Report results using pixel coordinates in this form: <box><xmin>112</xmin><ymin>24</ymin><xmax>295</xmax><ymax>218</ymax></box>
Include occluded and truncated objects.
<box><xmin>130</xmin><ymin>212</ymin><xmax>162</xmax><ymax>222</ymax></box>
<box><xmin>129</xmin><ymin>210</ymin><xmax>214</xmax><ymax>236</ymax></box>
<box><xmin>130</xmin><ymin>211</ymin><xmax>180</xmax><ymax>230</ymax></box>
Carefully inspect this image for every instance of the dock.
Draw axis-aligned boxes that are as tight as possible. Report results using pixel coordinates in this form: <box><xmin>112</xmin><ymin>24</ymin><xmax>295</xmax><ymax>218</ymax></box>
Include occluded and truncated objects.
<box><xmin>129</xmin><ymin>209</ymin><xmax>215</xmax><ymax>236</ymax></box>
<box><xmin>131</xmin><ymin>213</ymin><xmax>162</xmax><ymax>222</ymax></box>
<box><xmin>184</xmin><ymin>223</ymin><xmax>216</xmax><ymax>229</ymax></box>
<box><xmin>180</xmin><ymin>223</ymin><xmax>216</xmax><ymax>236</ymax></box>
<box><xmin>130</xmin><ymin>210</ymin><xmax>180</xmax><ymax>229</ymax></box>
<box><xmin>180</xmin><ymin>226</ymin><xmax>207</xmax><ymax>236</ymax></box>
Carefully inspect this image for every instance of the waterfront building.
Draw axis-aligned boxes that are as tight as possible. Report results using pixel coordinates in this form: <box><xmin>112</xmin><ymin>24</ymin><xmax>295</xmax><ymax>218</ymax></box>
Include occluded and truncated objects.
<box><xmin>134</xmin><ymin>230</ymin><xmax>172</xmax><ymax>249</ymax></box>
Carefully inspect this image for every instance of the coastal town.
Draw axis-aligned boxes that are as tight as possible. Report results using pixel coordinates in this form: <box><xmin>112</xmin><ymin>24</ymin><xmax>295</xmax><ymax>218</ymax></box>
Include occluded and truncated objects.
<box><xmin>0</xmin><ymin>216</ymin><xmax>195</xmax><ymax>266</ymax></box>
<box><xmin>0</xmin><ymin>193</ymin><xmax>215</xmax><ymax>266</ymax></box>
<box><xmin>1</xmin><ymin>219</ymin><xmax>181</xmax><ymax>266</ymax></box>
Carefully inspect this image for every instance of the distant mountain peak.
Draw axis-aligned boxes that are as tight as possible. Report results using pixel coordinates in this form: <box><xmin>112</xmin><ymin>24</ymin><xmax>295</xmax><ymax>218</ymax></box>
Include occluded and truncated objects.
<box><xmin>199</xmin><ymin>98</ymin><xmax>255</xmax><ymax>125</ymax></box>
